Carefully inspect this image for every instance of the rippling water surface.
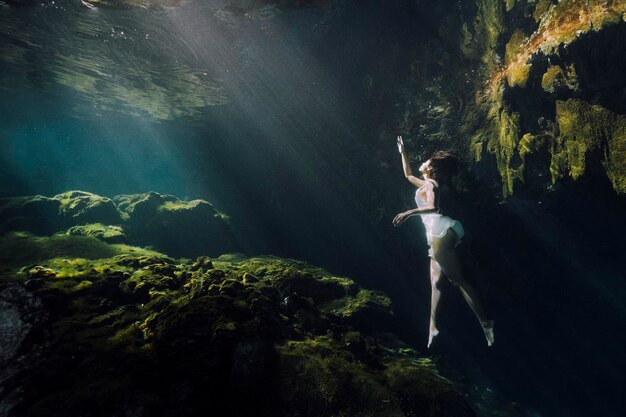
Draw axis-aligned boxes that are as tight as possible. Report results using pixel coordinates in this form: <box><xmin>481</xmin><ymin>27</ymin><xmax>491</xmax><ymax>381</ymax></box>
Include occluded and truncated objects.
<box><xmin>0</xmin><ymin>1</ymin><xmax>264</xmax><ymax>120</ymax></box>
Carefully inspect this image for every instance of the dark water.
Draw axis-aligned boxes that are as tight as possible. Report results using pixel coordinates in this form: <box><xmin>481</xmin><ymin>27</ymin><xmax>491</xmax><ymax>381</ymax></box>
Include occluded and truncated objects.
<box><xmin>1</xmin><ymin>1</ymin><xmax>625</xmax><ymax>416</ymax></box>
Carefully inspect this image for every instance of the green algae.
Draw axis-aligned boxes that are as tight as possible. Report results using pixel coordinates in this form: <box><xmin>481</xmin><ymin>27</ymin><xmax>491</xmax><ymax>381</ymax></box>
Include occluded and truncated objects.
<box><xmin>505</xmin><ymin>29</ymin><xmax>531</xmax><ymax>87</ymax></box>
<box><xmin>535</xmin><ymin>0</ymin><xmax>626</xmax><ymax>56</ymax></box>
<box><xmin>533</xmin><ymin>0</ymin><xmax>554</xmax><ymax>23</ymax></box>
<box><xmin>0</xmin><ymin>234</ymin><xmax>449</xmax><ymax>415</ymax></box>
<box><xmin>505</xmin><ymin>0</ymin><xmax>516</xmax><ymax>13</ymax></box>
<box><xmin>475</xmin><ymin>0</ymin><xmax>506</xmax><ymax>70</ymax></box>
<box><xmin>55</xmin><ymin>191</ymin><xmax>122</xmax><ymax>225</ymax></box>
<box><xmin>1</xmin><ymin>195</ymin><xmax>518</xmax><ymax>415</ymax></box>
<box><xmin>0</xmin><ymin>231</ymin><xmax>138</xmax><ymax>266</ymax></box>
<box><xmin>321</xmin><ymin>289</ymin><xmax>393</xmax><ymax>332</ymax></box>
<box><xmin>277</xmin><ymin>336</ymin><xmax>402</xmax><ymax>417</ymax></box>
<box><xmin>341</xmin><ymin>289</ymin><xmax>392</xmax><ymax>316</ymax></box>
<box><xmin>467</xmin><ymin>0</ymin><xmax>531</xmax><ymax>196</ymax></box>
<box><xmin>494</xmin><ymin>0</ymin><xmax>626</xmax><ymax>92</ymax></box>
<box><xmin>466</xmin><ymin>0</ymin><xmax>626</xmax><ymax>197</ymax></box>
<box><xmin>158</xmin><ymin>199</ymin><xmax>229</xmax><ymax>222</ymax></box>
<box><xmin>112</xmin><ymin>191</ymin><xmax>234</xmax><ymax>257</ymax></box>
<box><xmin>518</xmin><ymin>133</ymin><xmax>545</xmax><ymax>160</ymax></box>
<box><xmin>552</xmin><ymin>99</ymin><xmax>626</xmax><ymax>193</ymax></box>
<box><xmin>66</xmin><ymin>223</ymin><xmax>127</xmax><ymax>244</ymax></box>
<box><xmin>541</xmin><ymin>64</ymin><xmax>579</xmax><ymax>93</ymax></box>
<box><xmin>470</xmin><ymin>98</ymin><xmax>523</xmax><ymax>197</ymax></box>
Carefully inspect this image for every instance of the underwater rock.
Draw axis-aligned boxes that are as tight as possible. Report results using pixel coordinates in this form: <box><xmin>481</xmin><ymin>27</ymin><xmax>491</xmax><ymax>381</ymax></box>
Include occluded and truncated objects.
<box><xmin>0</xmin><ymin>195</ymin><xmax>62</xmax><ymax>235</ymax></box>
<box><xmin>190</xmin><ymin>255</ymin><xmax>214</xmax><ymax>271</ymax></box>
<box><xmin>505</xmin><ymin>29</ymin><xmax>531</xmax><ymax>88</ymax></box>
<box><xmin>541</xmin><ymin>64</ymin><xmax>579</xmax><ymax>94</ymax></box>
<box><xmin>23</xmin><ymin>265</ymin><xmax>56</xmax><ymax>279</ymax></box>
<box><xmin>276</xmin><ymin>336</ymin><xmax>476</xmax><ymax>417</ymax></box>
<box><xmin>0</xmin><ymin>190</ymin><xmax>236</xmax><ymax>258</ymax></box>
<box><xmin>276</xmin><ymin>271</ymin><xmax>357</xmax><ymax>303</ymax></box>
<box><xmin>552</xmin><ymin>99</ymin><xmax>626</xmax><ymax>193</ymax></box>
<box><xmin>0</xmin><ymin>232</ymin><xmax>172</xmax><ymax>290</ymax></box>
<box><xmin>55</xmin><ymin>191</ymin><xmax>123</xmax><ymax>226</ymax></box>
<box><xmin>114</xmin><ymin>253</ymin><xmax>176</xmax><ymax>268</ymax></box>
<box><xmin>0</xmin><ymin>283</ymin><xmax>46</xmax><ymax>363</ymax></box>
<box><xmin>66</xmin><ymin>223</ymin><xmax>127</xmax><ymax>244</ymax></box>
<box><xmin>113</xmin><ymin>191</ymin><xmax>174</xmax><ymax>221</ymax></box>
<box><xmin>242</xmin><ymin>272</ymin><xmax>259</xmax><ymax>284</ymax></box>
<box><xmin>434</xmin><ymin>0</ymin><xmax>626</xmax><ymax>196</ymax></box>
<box><xmin>0</xmin><ymin>192</ymin><xmax>122</xmax><ymax>235</ymax></box>
<box><xmin>114</xmin><ymin>191</ymin><xmax>235</xmax><ymax>258</ymax></box>
<box><xmin>0</xmin><ymin>237</ymin><xmax>499</xmax><ymax>417</ymax></box>
<box><xmin>383</xmin><ymin>358</ymin><xmax>477</xmax><ymax>417</ymax></box>
<box><xmin>0</xmin><ymin>283</ymin><xmax>49</xmax><ymax>416</ymax></box>
<box><xmin>322</xmin><ymin>289</ymin><xmax>394</xmax><ymax>332</ymax></box>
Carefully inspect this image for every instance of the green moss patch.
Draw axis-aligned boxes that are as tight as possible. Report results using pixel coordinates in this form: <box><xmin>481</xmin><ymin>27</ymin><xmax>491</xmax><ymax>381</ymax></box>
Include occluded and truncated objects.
<box><xmin>552</xmin><ymin>99</ymin><xmax>626</xmax><ymax>193</ymax></box>
<box><xmin>0</xmin><ymin>240</ymin><xmax>492</xmax><ymax>416</ymax></box>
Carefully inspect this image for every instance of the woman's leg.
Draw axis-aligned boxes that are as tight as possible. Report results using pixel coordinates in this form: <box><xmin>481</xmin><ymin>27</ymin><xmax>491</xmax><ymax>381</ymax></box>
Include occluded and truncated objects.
<box><xmin>432</xmin><ymin>230</ymin><xmax>495</xmax><ymax>345</ymax></box>
<box><xmin>428</xmin><ymin>258</ymin><xmax>443</xmax><ymax>348</ymax></box>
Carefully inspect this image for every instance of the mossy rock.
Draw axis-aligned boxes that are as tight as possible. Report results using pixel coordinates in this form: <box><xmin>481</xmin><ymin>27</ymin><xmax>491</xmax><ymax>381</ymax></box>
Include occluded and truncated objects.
<box><xmin>113</xmin><ymin>253</ymin><xmax>175</xmax><ymax>268</ymax></box>
<box><xmin>541</xmin><ymin>64</ymin><xmax>578</xmax><ymax>93</ymax></box>
<box><xmin>276</xmin><ymin>271</ymin><xmax>357</xmax><ymax>303</ymax></box>
<box><xmin>1</xmin><ymin>190</ymin><xmax>235</xmax><ymax>258</ymax></box>
<box><xmin>533</xmin><ymin>0</ymin><xmax>553</xmax><ymax>23</ymax></box>
<box><xmin>114</xmin><ymin>191</ymin><xmax>235</xmax><ymax>257</ymax></box>
<box><xmin>0</xmin><ymin>231</ymin><xmax>164</xmax><ymax>281</ymax></box>
<box><xmin>66</xmin><ymin>223</ymin><xmax>127</xmax><ymax>244</ymax></box>
<box><xmin>321</xmin><ymin>289</ymin><xmax>394</xmax><ymax>332</ymax></box>
<box><xmin>384</xmin><ymin>358</ymin><xmax>476</xmax><ymax>417</ymax></box>
<box><xmin>113</xmin><ymin>192</ymin><xmax>177</xmax><ymax>221</ymax></box>
<box><xmin>55</xmin><ymin>191</ymin><xmax>122</xmax><ymax>226</ymax></box>
<box><xmin>0</xmin><ymin>192</ymin><xmax>122</xmax><ymax>235</ymax></box>
<box><xmin>505</xmin><ymin>29</ymin><xmax>530</xmax><ymax>88</ymax></box>
<box><xmin>0</xmin><ymin>283</ymin><xmax>47</xmax><ymax>364</ymax></box>
<box><xmin>552</xmin><ymin>99</ymin><xmax>626</xmax><ymax>193</ymax></box>
<box><xmin>277</xmin><ymin>336</ymin><xmax>403</xmax><ymax>417</ymax></box>
<box><xmin>0</xmin><ymin>234</ymin><xmax>503</xmax><ymax>416</ymax></box>
<box><xmin>0</xmin><ymin>195</ymin><xmax>62</xmax><ymax>235</ymax></box>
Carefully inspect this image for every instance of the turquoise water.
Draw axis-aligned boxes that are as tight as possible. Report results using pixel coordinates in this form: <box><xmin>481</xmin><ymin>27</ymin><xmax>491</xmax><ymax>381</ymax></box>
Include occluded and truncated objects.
<box><xmin>1</xmin><ymin>1</ymin><xmax>625</xmax><ymax>417</ymax></box>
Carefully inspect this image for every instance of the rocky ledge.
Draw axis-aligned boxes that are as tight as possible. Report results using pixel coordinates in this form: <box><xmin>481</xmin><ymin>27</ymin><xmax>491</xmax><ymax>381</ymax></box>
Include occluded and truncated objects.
<box><xmin>0</xmin><ymin>230</ymin><xmax>521</xmax><ymax>417</ymax></box>
<box><xmin>0</xmin><ymin>191</ymin><xmax>236</xmax><ymax>257</ymax></box>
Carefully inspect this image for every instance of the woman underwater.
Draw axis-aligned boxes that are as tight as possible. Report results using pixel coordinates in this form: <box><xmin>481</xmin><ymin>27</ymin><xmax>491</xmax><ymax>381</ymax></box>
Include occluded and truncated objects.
<box><xmin>393</xmin><ymin>136</ymin><xmax>495</xmax><ymax>348</ymax></box>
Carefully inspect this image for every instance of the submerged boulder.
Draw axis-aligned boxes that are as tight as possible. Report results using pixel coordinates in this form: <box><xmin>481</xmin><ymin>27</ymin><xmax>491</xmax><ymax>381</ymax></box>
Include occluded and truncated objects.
<box><xmin>66</xmin><ymin>223</ymin><xmax>127</xmax><ymax>244</ymax></box>
<box><xmin>114</xmin><ymin>191</ymin><xmax>235</xmax><ymax>258</ymax></box>
<box><xmin>55</xmin><ymin>191</ymin><xmax>122</xmax><ymax>226</ymax></box>
<box><xmin>0</xmin><ymin>195</ymin><xmax>62</xmax><ymax>235</ymax></box>
<box><xmin>0</xmin><ymin>191</ymin><xmax>236</xmax><ymax>258</ymax></box>
<box><xmin>0</xmin><ymin>192</ymin><xmax>121</xmax><ymax>235</ymax></box>
<box><xmin>0</xmin><ymin>283</ymin><xmax>49</xmax><ymax>415</ymax></box>
<box><xmin>0</xmin><ymin>233</ymin><xmax>507</xmax><ymax>417</ymax></box>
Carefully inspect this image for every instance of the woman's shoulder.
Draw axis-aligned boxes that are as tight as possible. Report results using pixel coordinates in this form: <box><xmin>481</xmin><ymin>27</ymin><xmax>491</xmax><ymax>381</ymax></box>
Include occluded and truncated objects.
<box><xmin>427</xmin><ymin>178</ymin><xmax>440</xmax><ymax>188</ymax></box>
<box><xmin>418</xmin><ymin>179</ymin><xmax>435</xmax><ymax>190</ymax></box>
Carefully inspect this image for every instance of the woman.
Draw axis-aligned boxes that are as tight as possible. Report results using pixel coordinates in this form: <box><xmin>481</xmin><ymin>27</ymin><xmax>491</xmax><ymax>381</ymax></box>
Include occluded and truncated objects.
<box><xmin>393</xmin><ymin>136</ymin><xmax>494</xmax><ymax>348</ymax></box>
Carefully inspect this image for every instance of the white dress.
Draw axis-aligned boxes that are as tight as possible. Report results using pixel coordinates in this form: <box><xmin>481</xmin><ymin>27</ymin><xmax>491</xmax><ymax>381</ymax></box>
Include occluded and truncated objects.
<box><xmin>415</xmin><ymin>178</ymin><xmax>464</xmax><ymax>258</ymax></box>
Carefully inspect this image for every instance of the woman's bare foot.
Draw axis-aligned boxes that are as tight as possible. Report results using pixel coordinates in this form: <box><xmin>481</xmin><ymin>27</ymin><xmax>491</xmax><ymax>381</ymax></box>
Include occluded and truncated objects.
<box><xmin>428</xmin><ymin>327</ymin><xmax>440</xmax><ymax>348</ymax></box>
<box><xmin>481</xmin><ymin>320</ymin><xmax>495</xmax><ymax>346</ymax></box>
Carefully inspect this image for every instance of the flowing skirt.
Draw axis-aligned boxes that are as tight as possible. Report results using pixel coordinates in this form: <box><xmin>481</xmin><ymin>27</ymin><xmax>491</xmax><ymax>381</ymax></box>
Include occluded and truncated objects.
<box><xmin>421</xmin><ymin>213</ymin><xmax>464</xmax><ymax>258</ymax></box>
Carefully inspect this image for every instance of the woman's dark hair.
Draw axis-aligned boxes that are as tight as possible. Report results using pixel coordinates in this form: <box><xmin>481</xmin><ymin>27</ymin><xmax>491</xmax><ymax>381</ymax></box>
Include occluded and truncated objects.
<box><xmin>428</xmin><ymin>150</ymin><xmax>461</xmax><ymax>184</ymax></box>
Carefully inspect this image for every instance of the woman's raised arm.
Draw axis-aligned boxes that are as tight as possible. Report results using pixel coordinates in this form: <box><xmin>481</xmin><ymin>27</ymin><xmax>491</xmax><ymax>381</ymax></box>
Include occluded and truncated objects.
<box><xmin>397</xmin><ymin>136</ymin><xmax>425</xmax><ymax>187</ymax></box>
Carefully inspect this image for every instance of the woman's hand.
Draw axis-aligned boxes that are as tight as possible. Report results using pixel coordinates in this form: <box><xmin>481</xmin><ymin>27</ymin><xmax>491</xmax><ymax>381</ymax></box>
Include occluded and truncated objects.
<box><xmin>397</xmin><ymin>136</ymin><xmax>405</xmax><ymax>154</ymax></box>
<box><xmin>393</xmin><ymin>210</ymin><xmax>411</xmax><ymax>227</ymax></box>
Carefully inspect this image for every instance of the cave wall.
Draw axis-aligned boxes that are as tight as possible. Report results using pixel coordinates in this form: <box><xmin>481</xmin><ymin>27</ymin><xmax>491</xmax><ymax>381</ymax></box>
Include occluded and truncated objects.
<box><xmin>346</xmin><ymin>2</ymin><xmax>626</xmax><ymax>416</ymax></box>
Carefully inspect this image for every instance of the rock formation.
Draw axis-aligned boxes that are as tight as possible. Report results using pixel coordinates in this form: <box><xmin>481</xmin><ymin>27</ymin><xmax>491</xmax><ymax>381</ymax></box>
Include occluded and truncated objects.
<box><xmin>0</xmin><ymin>231</ymin><xmax>512</xmax><ymax>417</ymax></box>
<box><xmin>0</xmin><ymin>191</ymin><xmax>236</xmax><ymax>257</ymax></box>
